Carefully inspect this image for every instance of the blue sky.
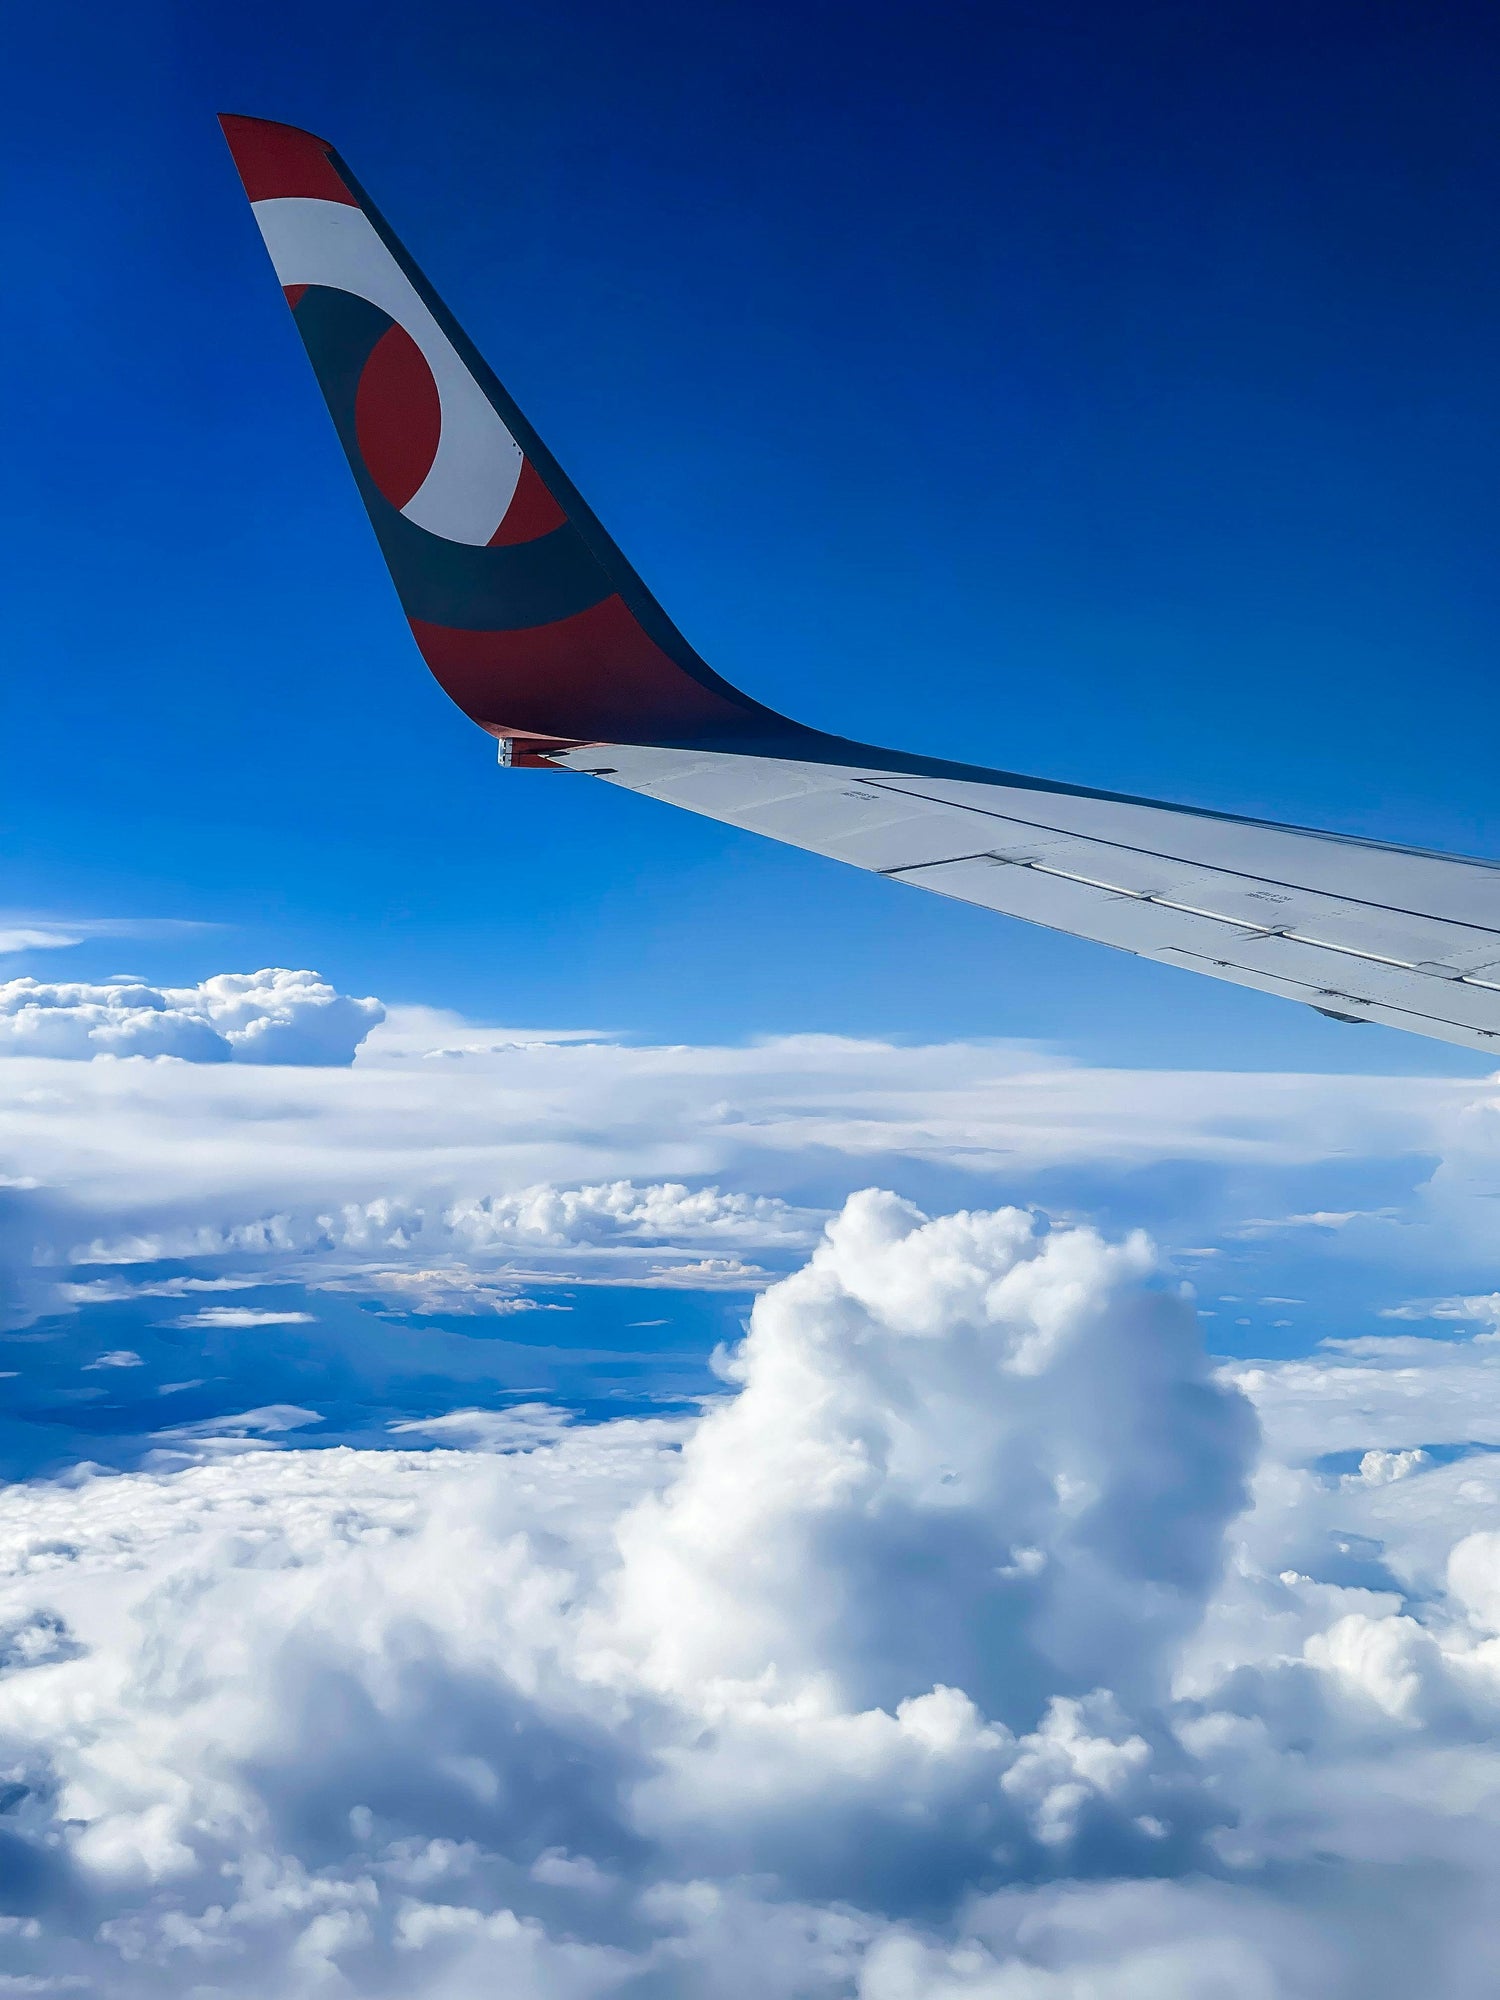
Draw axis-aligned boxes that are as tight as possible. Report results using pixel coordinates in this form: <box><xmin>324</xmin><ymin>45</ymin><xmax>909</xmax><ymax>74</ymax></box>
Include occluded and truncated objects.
<box><xmin>7</xmin><ymin>0</ymin><xmax>1500</xmax><ymax>1066</ymax></box>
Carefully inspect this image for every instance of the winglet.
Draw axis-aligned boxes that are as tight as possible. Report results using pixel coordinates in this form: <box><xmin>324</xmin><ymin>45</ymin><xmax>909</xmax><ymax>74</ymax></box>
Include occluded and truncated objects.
<box><xmin>219</xmin><ymin>114</ymin><xmax>355</xmax><ymax>206</ymax></box>
<box><xmin>220</xmin><ymin>115</ymin><xmax>795</xmax><ymax>758</ymax></box>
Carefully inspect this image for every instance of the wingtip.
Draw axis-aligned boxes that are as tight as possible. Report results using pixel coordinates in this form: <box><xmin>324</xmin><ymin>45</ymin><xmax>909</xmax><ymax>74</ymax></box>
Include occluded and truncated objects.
<box><xmin>218</xmin><ymin>111</ymin><xmax>337</xmax><ymax>149</ymax></box>
<box><xmin>218</xmin><ymin>113</ymin><xmax>354</xmax><ymax>206</ymax></box>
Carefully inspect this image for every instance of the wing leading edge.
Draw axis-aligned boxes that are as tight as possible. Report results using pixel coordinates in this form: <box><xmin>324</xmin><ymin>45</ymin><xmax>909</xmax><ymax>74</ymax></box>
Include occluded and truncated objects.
<box><xmin>220</xmin><ymin>115</ymin><xmax>1500</xmax><ymax>1055</ymax></box>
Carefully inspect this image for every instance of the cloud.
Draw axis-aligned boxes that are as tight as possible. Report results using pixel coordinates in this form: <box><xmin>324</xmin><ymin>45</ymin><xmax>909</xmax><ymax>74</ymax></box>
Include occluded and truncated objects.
<box><xmin>151</xmin><ymin>1401</ymin><xmax>325</xmax><ymax>1443</ymax></box>
<box><xmin>0</xmin><ymin>925</ymin><xmax>88</xmax><ymax>954</ymax></box>
<box><xmin>6</xmin><ymin>991</ymin><xmax>1459</xmax><ymax>1217</ymax></box>
<box><xmin>0</xmin><ymin>915</ymin><xmax>211</xmax><ymax>958</ymax></box>
<box><xmin>1343</xmin><ymin>1447</ymin><xmax>1431</xmax><ymax>1487</ymax></box>
<box><xmin>169</xmin><ymin>1307</ymin><xmax>317</xmax><ymax>1329</ymax></box>
<box><xmin>1228</xmin><ymin>1207</ymin><xmax>1408</xmax><ymax>1240</ymax></box>
<box><xmin>4</xmin><ymin>975</ymin><xmax>1493</xmax><ymax>1351</ymax></box>
<box><xmin>1226</xmin><ymin>1330</ymin><xmax>1500</xmax><ymax>1460</ymax></box>
<box><xmin>447</xmin><ymin>1180</ymin><xmax>806</xmax><ymax>1251</ymax></box>
<box><xmin>1</xmin><ymin>1190</ymin><xmax>1500</xmax><ymax>1987</ymax></box>
<box><xmin>605</xmin><ymin>1192</ymin><xmax>1254</xmax><ymax>1730</ymax></box>
<box><xmin>1379</xmin><ymin>1292</ymin><xmax>1500</xmax><ymax>1326</ymax></box>
<box><xmin>0</xmin><ymin>1195</ymin><xmax>1260</xmax><ymax>1991</ymax></box>
<box><xmin>0</xmin><ymin>970</ymin><xmax>382</xmax><ymax>1065</ymax></box>
<box><xmin>55</xmin><ymin>1181</ymin><xmax>807</xmax><ymax>1288</ymax></box>
<box><xmin>388</xmin><ymin>1403</ymin><xmax>579</xmax><ymax>1450</ymax></box>
<box><xmin>9</xmin><ymin>971</ymin><xmax>1500</xmax><ymax>1987</ymax></box>
<box><xmin>314</xmin><ymin>1267</ymin><xmax>554</xmax><ymax>1316</ymax></box>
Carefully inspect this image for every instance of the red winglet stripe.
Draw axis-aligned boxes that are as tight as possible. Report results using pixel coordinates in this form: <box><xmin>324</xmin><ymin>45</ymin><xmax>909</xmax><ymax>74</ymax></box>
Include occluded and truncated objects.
<box><xmin>410</xmin><ymin>596</ymin><xmax>753</xmax><ymax>744</ymax></box>
<box><xmin>489</xmin><ymin>458</ymin><xmax>570</xmax><ymax>546</ymax></box>
<box><xmin>355</xmin><ymin>322</ymin><xmax>443</xmax><ymax>511</ymax></box>
<box><xmin>219</xmin><ymin>114</ymin><xmax>357</xmax><ymax>207</ymax></box>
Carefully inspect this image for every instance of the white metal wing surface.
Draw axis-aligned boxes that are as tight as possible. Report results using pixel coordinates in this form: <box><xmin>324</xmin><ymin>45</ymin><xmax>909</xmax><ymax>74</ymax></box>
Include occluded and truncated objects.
<box><xmin>550</xmin><ymin>741</ymin><xmax>1500</xmax><ymax>1055</ymax></box>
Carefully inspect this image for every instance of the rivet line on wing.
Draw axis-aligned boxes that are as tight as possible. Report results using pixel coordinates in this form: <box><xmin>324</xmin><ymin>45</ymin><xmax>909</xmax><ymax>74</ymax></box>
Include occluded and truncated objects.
<box><xmin>862</xmin><ymin>778</ymin><xmax>1500</xmax><ymax>940</ymax></box>
<box><xmin>883</xmin><ymin>851</ymin><xmax>1496</xmax><ymax>988</ymax></box>
<box><xmin>1161</xmin><ymin>946</ymin><xmax>1500</xmax><ymax>1038</ymax></box>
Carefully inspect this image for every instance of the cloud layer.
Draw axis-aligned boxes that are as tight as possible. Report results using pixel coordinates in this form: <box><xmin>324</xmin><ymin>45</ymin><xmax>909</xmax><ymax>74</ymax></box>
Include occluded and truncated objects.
<box><xmin>7</xmin><ymin>973</ymin><xmax>1500</xmax><ymax>1465</ymax></box>
<box><xmin>4</xmin><ymin>968</ymin><xmax>1500</xmax><ymax>1986</ymax></box>
<box><xmin>3</xmin><ymin>981</ymin><xmax>1490</xmax><ymax>1326</ymax></box>
<box><xmin>0</xmin><ymin>1191</ymin><xmax>1498</xmax><ymax>1992</ymax></box>
<box><xmin>0</xmin><ymin>1193</ymin><xmax>1253</xmax><ymax>1993</ymax></box>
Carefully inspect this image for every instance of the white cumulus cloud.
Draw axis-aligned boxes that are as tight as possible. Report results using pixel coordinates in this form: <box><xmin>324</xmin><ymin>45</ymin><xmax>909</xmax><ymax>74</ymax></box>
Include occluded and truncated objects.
<box><xmin>11</xmin><ymin>981</ymin><xmax>1500</xmax><ymax>1988</ymax></box>
<box><xmin>0</xmin><ymin>1188</ymin><xmax>1495</xmax><ymax>1987</ymax></box>
<box><xmin>0</xmin><ymin>969</ymin><xmax>383</xmax><ymax>1065</ymax></box>
<box><xmin>447</xmin><ymin>1179</ymin><xmax>806</xmax><ymax>1250</ymax></box>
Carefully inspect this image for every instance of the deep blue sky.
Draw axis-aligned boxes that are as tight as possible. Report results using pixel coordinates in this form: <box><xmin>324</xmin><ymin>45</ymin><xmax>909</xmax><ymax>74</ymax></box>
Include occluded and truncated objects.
<box><xmin>6</xmin><ymin>0</ymin><xmax>1500</xmax><ymax>1068</ymax></box>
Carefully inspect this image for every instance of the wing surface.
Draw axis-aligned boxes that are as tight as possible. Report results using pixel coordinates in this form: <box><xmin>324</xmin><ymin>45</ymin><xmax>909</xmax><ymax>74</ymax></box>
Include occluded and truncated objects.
<box><xmin>220</xmin><ymin>115</ymin><xmax>1500</xmax><ymax>1054</ymax></box>
<box><xmin>550</xmin><ymin>743</ymin><xmax>1500</xmax><ymax>1052</ymax></box>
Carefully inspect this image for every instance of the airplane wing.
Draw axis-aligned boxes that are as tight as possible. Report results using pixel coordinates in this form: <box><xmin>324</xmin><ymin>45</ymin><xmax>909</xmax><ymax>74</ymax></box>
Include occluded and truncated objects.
<box><xmin>220</xmin><ymin>115</ymin><xmax>1500</xmax><ymax>1055</ymax></box>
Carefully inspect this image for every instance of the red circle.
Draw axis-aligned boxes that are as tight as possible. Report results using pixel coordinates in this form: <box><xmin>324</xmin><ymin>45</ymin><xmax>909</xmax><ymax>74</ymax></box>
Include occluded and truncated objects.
<box><xmin>355</xmin><ymin>322</ymin><xmax>441</xmax><ymax>511</ymax></box>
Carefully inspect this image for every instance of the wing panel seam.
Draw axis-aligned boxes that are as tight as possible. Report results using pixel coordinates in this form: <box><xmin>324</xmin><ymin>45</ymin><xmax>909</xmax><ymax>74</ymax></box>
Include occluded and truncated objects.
<box><xmin>1158</xmin><ymin>946</ymin><xmax>1500</xmax><ymax>1038</ymax></box>
<box><xmin>866</xmin><ymin>780</ymin><xmax>1500</xmax><ymax>941</ymax></box>
<box><xmin>881</xmin><ymin>850</ymin><xmax>1498</xmax><ymax>985</ymax></box>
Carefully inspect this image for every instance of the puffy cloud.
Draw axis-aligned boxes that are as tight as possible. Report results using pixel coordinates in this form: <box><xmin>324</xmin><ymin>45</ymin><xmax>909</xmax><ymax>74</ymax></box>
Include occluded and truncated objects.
<box><xmin>0</xmin><ymin>970</ymin><xmax>383</xmax><ymax>1065</ymax></box>
<box><xmin>0</xmin><ymin>1193</ymin><xmax>1262</xmax><ymax>1993</ymax></box>
<box><xmin>1343</xmin><ymin>1446</ymin><xmax>1431</xmax><ymax>1486</ymax></box>
<box><xmin>47</xmin><ymin>1180</ymin><xmax>807</xmax><ymax>1300</ymax></box>
<box><xmin>447</xmin><ymin>1180</ymin><xmax>805</xmax><ymax>1251</ymax></box>
<box><xmin>606</xmin><ymin>1192</ymin><xmax>1253</xmax><ymax>1729</ymax></box>
<box><xmin>14</xmin><ymin>979</ymin><xmax>1500</xmax><ymax>1985</ymax></box>
<box><xmin>0</xmin><ymin>1188</ymin><xmax>1499</xmax><ymax>1988</ymax></box>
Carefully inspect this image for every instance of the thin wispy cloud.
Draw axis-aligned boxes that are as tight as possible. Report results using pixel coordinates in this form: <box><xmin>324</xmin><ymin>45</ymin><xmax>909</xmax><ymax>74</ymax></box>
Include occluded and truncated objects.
<box><xmin>0</xmin><ymin>914</ymin><xmax>214</xmax><ymax>956</ymax></box>
<box><xmin>169</xmin><ymin>1306</ymin><xmax>317</xmax><ymax>1329</ymax></box>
